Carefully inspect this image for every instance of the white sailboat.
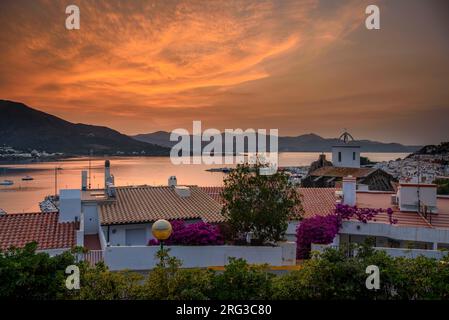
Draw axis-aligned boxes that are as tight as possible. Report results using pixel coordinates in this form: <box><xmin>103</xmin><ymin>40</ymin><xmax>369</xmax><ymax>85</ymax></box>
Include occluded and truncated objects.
<box><xmin>0</xmin><ymin>179</ymin><xmax>14</xmax><ymax>186</ymax></box>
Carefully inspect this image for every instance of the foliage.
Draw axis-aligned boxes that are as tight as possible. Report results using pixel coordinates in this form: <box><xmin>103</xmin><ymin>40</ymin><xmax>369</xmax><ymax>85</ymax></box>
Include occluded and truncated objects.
<box><xmin>139</xmin><ymin>248</ymin><xmax>214</xmax><ymax>300</ymax></box>
<box><xmin>0</xmin><ymin>242</ymin><xmax>75</xmax><ymax>300</ymax></box>
<box><xmin>335</xmin><ymin>204</ymin><xmax>397</xmax><ymax>225</ymax></box>
<box><xmin>221</xmin><ymin>162</ymin><xmax>303</xmax><ymax>244</ymax></box>
<box><xmin>148</xmin><ymin>220</ymin><xmax>224</xmax><ymax>246</ymax></box>
<box><xmin>273</xmin><ymin>243</ymin><xmax>449</xmax><ymax>300</ymax></box>
<box><xmin>209</xmin><ymin>258</ymin><xmax>274</xmax><ymax>300</ymax></box>
<box><xmin>76</xmin><ymin>262</ymin><xmax>144</xmax><ymax>300</ymax></box>
<box><xmin>296</xmin><ymin>215</ymin><xmax>341</xmax><ymax>259</ymax></box>
<box><xmin>3</xmin><ymin>242</ymin><xmax>449</xmax><ymax>300</ymax></box>
<box><xmin>434</xmin><ymin>178</ymin><xmax>449</xmax><ymax>195</ymax></box>
<box><xmin>296</xmin><ymin>204</ymin><xmax>396</xmax><ymax>259</ymax></box>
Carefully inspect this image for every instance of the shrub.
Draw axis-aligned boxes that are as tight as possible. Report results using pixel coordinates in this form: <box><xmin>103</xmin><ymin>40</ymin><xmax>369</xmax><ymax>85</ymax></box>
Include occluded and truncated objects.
<box><xmin>76</xmin><ymin>262</ymin><xmax>144</xmax><ymax>300</ymax></box>
<box><xmin>0</xmin><ymin>242</ymin><xmax>75</xmax><ymax>300</ymax></box>
<box><xmin>209</xmin><ymin>258</ymin><xmax>274</xmax><ymax>300</ymax></box>
<box><xmin>139</xmin><ymin>248</ymin><xmax>214</xmax><ymax>300</ymax></box>
<box><xmin>149</xmin><ymin>220</ymin><xmax>224</xmax><ymax>246</ymax></box>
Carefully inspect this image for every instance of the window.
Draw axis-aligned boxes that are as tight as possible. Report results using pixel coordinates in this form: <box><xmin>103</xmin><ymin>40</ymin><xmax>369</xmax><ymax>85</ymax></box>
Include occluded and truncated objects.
<box><xmin>338</xmin><ymin>152</ymin><xmax>342</xmax><ymax>162</ymax></box>
<box><xmin>353</xmin><ymin>152</ymin><xmax>356</xmax><ymax>161</ymax></box>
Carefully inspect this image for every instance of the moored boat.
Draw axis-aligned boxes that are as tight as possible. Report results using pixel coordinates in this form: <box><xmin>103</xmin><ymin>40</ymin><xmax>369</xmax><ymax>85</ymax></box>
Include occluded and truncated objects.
<box><xmin>0</xmin><ymin>180</ymin><xmax>14</xmax><ymax>186</ymax></box>
<box><xmin>22</xmin><ymin>175</ymin><xmax>34</xmax><ymax>181</ymax></box>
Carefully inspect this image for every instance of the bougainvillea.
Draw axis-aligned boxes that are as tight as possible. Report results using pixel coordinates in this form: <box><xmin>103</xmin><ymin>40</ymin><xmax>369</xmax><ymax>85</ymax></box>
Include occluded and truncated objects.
<box><xmin>148</xmin><ymin>220</ymin><xmax>224</xmax><ymax>246</ymax></box>
<box><xmin>335</xmin><ymin>204</ymin><xmax>398</xmax><ymax>225</ymax></box>
<box><xmin>296</xmin><ymin>214</ymin><xmax>342</xmax><ymax>259</ymax></box>
<box><xmin>296</xmin><ymin>204</ymin><xmax>397</xmax><ymax>259</ymax></box>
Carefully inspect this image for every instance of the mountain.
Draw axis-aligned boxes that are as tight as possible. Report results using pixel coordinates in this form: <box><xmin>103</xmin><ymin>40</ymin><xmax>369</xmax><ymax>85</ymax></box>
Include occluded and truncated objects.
<box><xmin>0</xmin><ymin>100</ymin><xmax>169</xmax><ymax>156</ymax></box>
<box><xmin>410</xmin><ymin>142</ymin><xmax>449</xmax><ymax>156</ymax></box>
<box><xmin>132</xmin><ymin>131</ymin><xmax>421</xmax><ymax>153</ymax></box>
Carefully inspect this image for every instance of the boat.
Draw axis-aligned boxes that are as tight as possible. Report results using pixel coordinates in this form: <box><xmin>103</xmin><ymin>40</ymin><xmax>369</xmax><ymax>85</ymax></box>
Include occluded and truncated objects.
<box><xmin>0</xmin><ymin>180</ymin><xmax>14</xmax><ymax>186</ymax></box>
<box><xmin>39</xmin><ymin>195</ymin><xmax>59</xmax><ymax>213</ymax></box>
<box><xmin>22</xmin><ymin>175</ymin><xmax>34</xmax><ymax>181</ymax></box>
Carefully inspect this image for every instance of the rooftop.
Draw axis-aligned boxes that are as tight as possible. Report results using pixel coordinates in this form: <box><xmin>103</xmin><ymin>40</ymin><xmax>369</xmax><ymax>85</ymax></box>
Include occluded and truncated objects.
<box><xmin>99</xmin><ymin>185</ymin><xmax>223</xmax><ymax>225</ymax></box>
<box><xmin>200</xmin><ymin>186</ymin><xmax>338</xmax><ymax>219</ymax></box>
<box><xmin>0</xmin><ymin>212</ymin><xmax>78</xmax><ymax>251</ymax></box>
<box><xmin>308</xmin><ymin>166</ymin><xmax>376</xmax><ymax>178</ymax></box>
<box><xmin>355</xmin><ymin>191</ymin><xmax>449</xmax><ymax>229</ymax></box>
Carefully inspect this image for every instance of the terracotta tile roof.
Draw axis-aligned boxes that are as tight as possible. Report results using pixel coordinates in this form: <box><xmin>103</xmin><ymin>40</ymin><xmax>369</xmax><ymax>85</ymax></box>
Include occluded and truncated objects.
<box><xmin>199</xmin><ymin>186</ymin><xmax>225</xmax><ymax>204</ymax></box>
<box><xmin>0</xmin><ymin>212</ymin><xmax>78</xmax><ymax>251</ymax></box>
<box><xmin>200</xmin><ymin>186</ymin><xmax>338</xmax><ymax>219</ymax></box>
<box><xmin>309</xmin><ymin>166</ymin><xmax>375</xmax><ymax>178</ymax></box>
<box><xmin>299</xmin><ymin>188</ymin><xmax>339</xmax><ymax>218</ymax></box>
<box><xmin>99</xmin><ymin>185</ymin><xmax>224</xmax><ymax>225</ymax></box>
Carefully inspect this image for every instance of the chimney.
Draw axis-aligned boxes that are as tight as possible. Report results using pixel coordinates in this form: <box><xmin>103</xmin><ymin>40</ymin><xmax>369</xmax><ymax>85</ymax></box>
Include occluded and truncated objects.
<box><xmin>81</xmin><ymin>171</ymin><xmax>88</xmax><ymax>191</ymax></box>
<box><xmin>398</xmin><ymin>182</ymin><xmax>438</xmax><ymax>213</ymax></box>
<box><xmin>168</xmin><ymin>176</ymin><xmax>177</xmax><ymax>187</ymax></box>
<box><xmin>342</xmin><ymin>175</ymin><xmax>357</xmax><ymax>206</ymax></box>
<box><xmin>106</xmin><ymin>182</ymin><xmax>116</xmax><ymax>198</ymax></box>
<box><xmin>105</xmin><ymin>160</ymin><xmax>111</xmax><ymax>189</ymax></box>
<box><xmin>175</xmin><ymin>186</ymin><xmax>191</xmax><ymax>198</ymax></box>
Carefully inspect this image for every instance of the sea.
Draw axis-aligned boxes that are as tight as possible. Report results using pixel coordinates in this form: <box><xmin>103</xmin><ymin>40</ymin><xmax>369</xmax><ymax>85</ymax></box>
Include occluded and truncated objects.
<box><xmin>0</xmin><ymin>152</ymin><xmax>407</xmax><ymax>213</ymax></box>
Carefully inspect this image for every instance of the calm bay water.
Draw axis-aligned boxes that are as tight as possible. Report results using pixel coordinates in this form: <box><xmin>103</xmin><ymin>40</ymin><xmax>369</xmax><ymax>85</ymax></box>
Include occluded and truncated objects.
<box><xmin>0</xmin><ymin>152</ymin><xmax>407</xmax><ymax>213</ymax></box>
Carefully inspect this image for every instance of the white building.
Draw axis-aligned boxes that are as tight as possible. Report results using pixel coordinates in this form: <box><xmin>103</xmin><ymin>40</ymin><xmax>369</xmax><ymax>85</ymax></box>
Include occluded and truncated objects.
<box><xmin>331</xmin><ymin>131</ymin><xmax>361</xmax><ymax>168</ymax></box>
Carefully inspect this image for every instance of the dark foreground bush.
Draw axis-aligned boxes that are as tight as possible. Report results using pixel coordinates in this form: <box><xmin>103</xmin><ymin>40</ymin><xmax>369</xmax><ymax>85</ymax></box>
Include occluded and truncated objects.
<box><xmin>3</xmin><ymin>243</ymin><xmax>449</xmax><ymax>300</ymax></box>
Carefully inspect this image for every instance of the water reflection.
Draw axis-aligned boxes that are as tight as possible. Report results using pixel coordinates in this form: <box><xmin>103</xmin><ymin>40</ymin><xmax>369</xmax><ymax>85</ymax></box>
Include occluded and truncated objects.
<box><xmin>0</xmin><ymin>153</ymin><xmax>407</xmax><ymax>213</ymax></box>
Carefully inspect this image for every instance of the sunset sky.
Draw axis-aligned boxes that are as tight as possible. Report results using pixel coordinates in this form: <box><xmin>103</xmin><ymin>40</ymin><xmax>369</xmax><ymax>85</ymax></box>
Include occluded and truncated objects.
<box><xmin>0</xmin><ymin>0</ymin><xmax>448</xmax><ymax>144</ymax></box>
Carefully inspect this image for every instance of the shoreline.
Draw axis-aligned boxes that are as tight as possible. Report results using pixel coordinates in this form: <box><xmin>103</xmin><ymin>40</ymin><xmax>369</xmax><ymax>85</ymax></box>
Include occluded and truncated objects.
<box><xmin>0</xmin><ymin>151</ymin><xmax>412</xmax><ymax>166</ymax></box>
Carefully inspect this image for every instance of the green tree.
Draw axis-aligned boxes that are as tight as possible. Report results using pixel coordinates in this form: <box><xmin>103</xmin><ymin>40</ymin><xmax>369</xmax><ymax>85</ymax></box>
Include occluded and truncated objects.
<box><xmin>0</xmin><ymin>242</ymin><xmax>75</xmax><ymax>300</ymax></box>
<box><xmin>221</xmin><ymin>162</ymin><xmax>302</xmax><ymax>244</ymax></box>
<box><xmin>210</xmin><ymin>258</ymin><xmax>273</xmax><ymax>300</ymax></box>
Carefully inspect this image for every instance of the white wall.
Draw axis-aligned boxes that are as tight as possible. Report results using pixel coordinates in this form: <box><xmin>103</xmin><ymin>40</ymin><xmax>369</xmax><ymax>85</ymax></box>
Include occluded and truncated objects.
<box><xmin>398</xmin><ymin>184</ymin><xmax>438</xmax><ymax>212</ymax></box>
<box><xmin>332</xmin><ymin>146</ymin><xmax>360</xmax><ymax>168</ymax></box>
<box><xmin>59</xmin><ymin>189</ymin><xmax>81</xmax><ymax>222</ymax></box>
<box><xmin>101</xmin><ymin>219</ymin><xmax>203</xmax><ymax>246</ymax></box>
<box><xmin>37</xmin><ymin>248</ymin><xmax>70</xmax><ymax>257</ymax></box>
<box><xmin>104</xmin><ymin>242</ymin><xmax>297</xmax><ymax>271</ymax></box>
<box><xmin>102</xmin><ymin>223</ymin><xmax>153</xmax><ymax>246</ymax></box>
<box><xmin>311</xmin><ymin>243</ymin><xmax>448</xmax><ymax>259</ymax></box>
<box><xmin>374</xmin><ymin>247</ymin><xmax>448</xmax><ymax>259</ymax></box>
<box><xmin>340</xmin><ymin>220</ymin><xmax>449</xmax><ymax>245</ymax></box>
<box><xmin>286</xmin><ymin>221</ymin><xmax>299</xmax><ymax>242</ymax></box>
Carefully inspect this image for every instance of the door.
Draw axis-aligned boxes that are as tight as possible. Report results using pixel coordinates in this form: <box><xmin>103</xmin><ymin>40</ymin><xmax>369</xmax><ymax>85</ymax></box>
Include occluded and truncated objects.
<box><xmin>125</xmin><ymin>228</ymin><xmax>146</xmax><ymax>246</ymax></box>
<box><xmin>84</xmin><ymin>205</ymin><xmax>99</xmax><ymax>235</ymax></box>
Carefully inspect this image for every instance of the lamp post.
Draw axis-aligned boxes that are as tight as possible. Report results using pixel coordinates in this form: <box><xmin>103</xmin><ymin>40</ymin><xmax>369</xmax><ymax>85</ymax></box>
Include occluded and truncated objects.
<box><xmin>151</xmin><ymin>219</ymin><xmax>173</xmax><ymax>264</ymax></box>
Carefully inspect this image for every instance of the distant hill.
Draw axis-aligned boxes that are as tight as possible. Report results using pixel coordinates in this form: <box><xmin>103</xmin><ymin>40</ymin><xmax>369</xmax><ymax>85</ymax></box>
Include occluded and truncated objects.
<box><xmin>0</xmin><ymin>100</ymin><xmax>169</xmax><ymax>156</ymax></box>
<box><xmin>132</xmin><ymin>131</ymin><xmax>421</xmax><ymax>153</ymax></box>
<box><xmin>411</xmin><ymin>142</ymin><xmax>449</xmax><ymax>156</ymax></box>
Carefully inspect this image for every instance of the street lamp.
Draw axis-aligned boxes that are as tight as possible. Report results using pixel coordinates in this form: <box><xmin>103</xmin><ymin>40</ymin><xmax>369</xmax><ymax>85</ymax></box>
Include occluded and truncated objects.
<box><xmin>152</xmin><ymin>219</ymin><xmax>172</xmax><ymax>252</ymax></box>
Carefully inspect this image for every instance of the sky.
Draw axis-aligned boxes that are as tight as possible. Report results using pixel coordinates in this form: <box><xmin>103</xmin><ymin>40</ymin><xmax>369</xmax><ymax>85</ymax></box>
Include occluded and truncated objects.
<box><xmin>0</xmin><ymin>0</ymin><xmax>448</xmax><ymax>145</ymax></box>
